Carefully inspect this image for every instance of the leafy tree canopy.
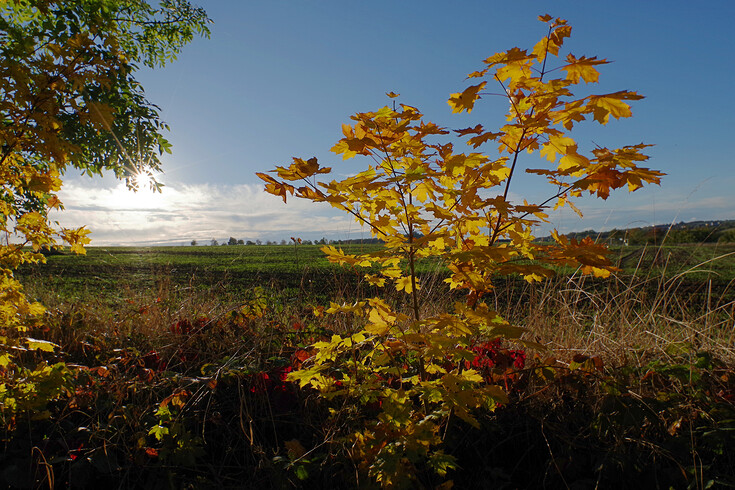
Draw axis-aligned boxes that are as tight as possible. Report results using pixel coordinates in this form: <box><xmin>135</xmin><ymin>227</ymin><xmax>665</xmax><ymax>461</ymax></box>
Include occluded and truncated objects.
<box><xmin>0</xmin><ymin>0</ymin><xmax>209</xmax><ymax>420</ymax></box>
<box><xmin>0</xmin><ymin>0</ymin><xmax>210</xmax><ymax>223</ymax></box>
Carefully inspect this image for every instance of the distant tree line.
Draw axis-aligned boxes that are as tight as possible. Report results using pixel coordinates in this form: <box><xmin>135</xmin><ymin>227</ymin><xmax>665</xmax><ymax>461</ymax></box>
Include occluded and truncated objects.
<box><xmin>189</xmin><ymin>237</ymin><xmax>386</xmax><ymax>246</ymax></box>
<box><xmin>192</xmin><ymin>222</ymin><xmax>735</xmax><ymax>247</ymax></box>
<box><xmin>561</xmin><ymin>220</ymin><xmax>735</xmax><ymax>245</ymax></box>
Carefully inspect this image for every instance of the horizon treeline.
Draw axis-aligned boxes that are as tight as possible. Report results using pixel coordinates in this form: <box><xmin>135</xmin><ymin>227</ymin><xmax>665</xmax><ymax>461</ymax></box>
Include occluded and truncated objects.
<box><xmin>567</xmin><ymin>219</ymin><xmax>735</xmax><ymax>245</ymax></box>
<box><xmin>190</xmin><ymin>237</ymin><xmax>385</xmax><ymax>247</ymax></box>
<box><xmin>193</xmin><ymin>219</ymin><xmax>735</xmax><ymax>247</ymax></box>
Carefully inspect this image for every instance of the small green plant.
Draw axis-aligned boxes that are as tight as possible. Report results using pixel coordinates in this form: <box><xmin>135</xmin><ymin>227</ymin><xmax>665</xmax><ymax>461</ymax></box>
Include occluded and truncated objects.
<box><xmin>146</xmin><ymin>390</ymin><xmax>205</xmax><ymax>466</ymax></box>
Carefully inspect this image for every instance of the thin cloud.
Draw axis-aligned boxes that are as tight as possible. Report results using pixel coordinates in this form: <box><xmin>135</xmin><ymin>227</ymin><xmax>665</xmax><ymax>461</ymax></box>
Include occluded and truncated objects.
<box><xmin>544</xmin><ymin>191</ymin><xmax>734</xmax><ymax>234</ymax></box>
<box><xmin>50</xmin><ymin>178</ymin><xmax>732</xmax><ymax>246</ymax></box>
<box><xmin>52</xmin><ymin>179</ymin><xmax>358</xmax><ymax>246</ymax></box>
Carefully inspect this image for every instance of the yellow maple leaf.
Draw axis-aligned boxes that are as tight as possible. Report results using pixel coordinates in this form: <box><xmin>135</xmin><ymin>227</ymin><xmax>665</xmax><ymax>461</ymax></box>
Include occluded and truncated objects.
<box><xmin>257</xmin><ymin>172</ymin><xmax>295</xmax><ymax>203</ymax></box>
<box><xmin>46</xmin><ymin>195</ymin><xmax>62</xmax><ymax>209</ymax></box>
<box><xmin>381</xmin><ymin>267</ymin><xmax>402</xmax><ymax>279</ymax></box>
<box><xmin>467</xmin><ymin>131</ymin><xmax>501</xmax><ymax>149</ymax></box>
<box><xmin>587</xmin><ymin>91</ymin><xmax>643</xmax><ymax>124</ymax></box>
<box><xmin>365</xmin><ymin>323</ymin><xmax>390</xmax><ymax>336</ymax></box>
<box><xmin>549</xmin><ymin>24</ymin><xmax>572</xmax><ymax>49</ymax></box>
<box><xmin>562</xmin><ymin>55</ymin><xmax>607</xmax><ymax>83</ymax></box>
<box><xmin>467</xmin><ymin>69</ymin><xmax>488</xmax><ymax>79</ymax></box>
<box><xmin>395</xmin><ymin>276</ymin><xmax>415</xmax><ymax>294</ymax></box>
<box><xmin>540</xmin><ymin>133</ymin><xmax>576</xmax><ymax>162</ymax></box>
<box><xmin>581</xmin><ymin>265</ymin><xmax>612</xmax><ymax>278</ymax></box>
<box><xmin>364</xmin><ymin>274</ymin><xmax>386</xmax><ymax>287</ymax></box>
<box><xmin>429</xmin><ymin>236</ymin><xmax>446</xmax><ymax>250</ymax></box>
<box><xmin>483</xmin><ymin>47</ymin><xmax>529</xmax><ymax>67</ymax></box>
<box><xmin>368</xmin><ymin>304</ymin><xmax>396</xmax><ymax>329</ymax></box>
<box><xmin>412</xmin><ymin>181</ymin><xmax>434</xmax><ymax>202</ymax></box>
<box><xmin>495</xmin><ymin>61</ymin><xmax>532</xmax><ymax>84</ymax></box>
<box><xmin>330</xmin><ymin>140</ymin><xmax>358</xmax><ymax>160</ymax></box>
<box><xmin>531</xmin><ymin>37</ymin><xmax>552</xmax><ymax>62</ymax></box>
<box><xmin>448</xmin><ymin>82</ymin><xmax>486</xmax><ymax>114</ymax></box>
<box><xmin>558</xmin><ymin>151</ymin><xmax>589</xmax><ymax>171</ymax></box>
<box><xmin>296</xmin><ymin>186</ymin><xmax>325</xmax><ymax>200</ymax></box>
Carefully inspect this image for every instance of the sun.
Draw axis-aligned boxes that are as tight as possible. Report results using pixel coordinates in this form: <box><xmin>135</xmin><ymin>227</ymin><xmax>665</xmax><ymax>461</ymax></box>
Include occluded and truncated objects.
<box><xmin>106</xmin><ymin>172</ymin><xmax>168</xmax><ymax>210</ymax></box>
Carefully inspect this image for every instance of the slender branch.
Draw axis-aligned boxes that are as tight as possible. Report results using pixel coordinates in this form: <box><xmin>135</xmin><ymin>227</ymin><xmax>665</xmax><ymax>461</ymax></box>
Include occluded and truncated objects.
<box><xmin>406</xmin><ymin>192</ymin><xmax>421</xmax><ymax>323</ymax></box>
<box><xmin>287</xmin><ymin>169</ymin><xmax>389</xmax><ymax>239</ymax></box>
<box><xmin>488</xmin><ymin>25</ymin><xmax>554</xmax><ymax>245</ymax></box>
<box><xmin>489</xmin><ymin>126</ymin><xmax>527</xmax><ymax>245</ymax></box>
<box><xmin>374</xmin><ymin>122</ymin><xmax>422</xmax><ymax>322</ymax></box>
<box><xmin>493</xmin><ymin>182</ymin><xmax>577</xmax><ymax>237</ymax></box>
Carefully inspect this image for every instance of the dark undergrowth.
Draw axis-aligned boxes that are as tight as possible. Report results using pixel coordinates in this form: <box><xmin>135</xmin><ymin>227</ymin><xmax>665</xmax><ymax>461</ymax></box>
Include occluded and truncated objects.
<box><xmin>2</xmin><ymin>286</ymin><xmax>734</xmax><ymax>489</ymax></box>
<box><xmin>6</xmin><ymin>246</ymin><xmax>735</xmax><ymax>489</ymax></box>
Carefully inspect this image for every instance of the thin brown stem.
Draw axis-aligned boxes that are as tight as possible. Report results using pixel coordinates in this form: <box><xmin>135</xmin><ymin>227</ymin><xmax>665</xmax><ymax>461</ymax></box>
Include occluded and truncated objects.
<box><xmin>488</xmin><ymin>25</ymin><xmax>554</xmax><ymax>245</ymax></box>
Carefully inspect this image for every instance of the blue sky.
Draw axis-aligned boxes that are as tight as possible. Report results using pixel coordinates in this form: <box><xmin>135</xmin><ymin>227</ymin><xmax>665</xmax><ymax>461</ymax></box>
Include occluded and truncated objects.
<box><xmin>55</xmin><ymin>1</ymin><xmax>735</xmax><ymax>245</ymax></box>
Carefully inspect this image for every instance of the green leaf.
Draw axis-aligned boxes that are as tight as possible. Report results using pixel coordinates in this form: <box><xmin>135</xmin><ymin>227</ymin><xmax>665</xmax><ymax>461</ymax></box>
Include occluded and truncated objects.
<box><xmin>295</xmin><ymin>465</ymin><xmax>309</xmax><ymax>480</ymax></box>
<box><xmin>428</xmin><ymin>450</ymin><xmax>458</xmax><ymax>477</ymax></box>
<box><xmin>148</xmin><ymin>424</ymin><xmax>169</xmax><ymax>441</ymax></box>
<box><xmin>25</xmin><ymin>338</ymin><xmax>58</xmax><ymax>352</ymax></box>
<box><xmin>665</xmin><ymin>341</ymin><xmax>694</xmax><ymax>357</ymax></box>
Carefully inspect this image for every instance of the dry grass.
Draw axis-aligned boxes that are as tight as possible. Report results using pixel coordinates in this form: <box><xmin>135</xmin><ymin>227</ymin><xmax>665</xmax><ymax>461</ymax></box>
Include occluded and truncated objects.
<box><xmin>22</xmin><ymin>242</ymin><xmax>735</xmax><ymax>368</ymax></box>
<box><xmin>490</xmin><ymin>263</ymin><xmax>735</xmax><ymax>366</ymax></box>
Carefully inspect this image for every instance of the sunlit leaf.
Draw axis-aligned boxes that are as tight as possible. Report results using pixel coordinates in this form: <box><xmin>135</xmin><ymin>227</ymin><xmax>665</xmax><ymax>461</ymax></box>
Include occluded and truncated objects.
<box><xmin>25</xmin><ymin>338</ymin><xmax>58</xmax><ymax>352</ymax></box>
<box><xmin>448</xmin><ymin>82</ymin><xmax>486</xmax><ymax>114</ymax></box>
<box><xmin>562</xmin><ymin>54</ymin><xmax>607</xmax><ymax>83</ymax></box>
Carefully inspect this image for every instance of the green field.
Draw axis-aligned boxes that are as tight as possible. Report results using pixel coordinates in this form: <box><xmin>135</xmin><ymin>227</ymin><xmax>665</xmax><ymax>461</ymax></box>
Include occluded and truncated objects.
<box><xmin>18</xmin><ymin>244</ymin><xmax>378</xmax><ymax>304</ymax></box>
<box><xmin>15</xmin><ymin>241</ymin><xmax>735</xmax><ymax>373</ymax></box>
<box><xmin>17</xmin><ymin>242</ymin><xmax>735</xmax><ymax>308</ymax></box>
<box><xmin>19</xmin><ymin>240</ymin><xmax>735</xmax><ymax>283</ymax></box>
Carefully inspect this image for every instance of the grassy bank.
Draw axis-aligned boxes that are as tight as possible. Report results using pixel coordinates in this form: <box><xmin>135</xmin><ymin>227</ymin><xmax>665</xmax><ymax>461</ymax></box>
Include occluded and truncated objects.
<box><xmin>4</xmin><ymin>243</ymin><xmax>734</xmax><ymax>488</ymax></box>
<box><xmin>16</xmin><ymin>243</ymin><xmax>735</xmax><ymax>363</ymax></box>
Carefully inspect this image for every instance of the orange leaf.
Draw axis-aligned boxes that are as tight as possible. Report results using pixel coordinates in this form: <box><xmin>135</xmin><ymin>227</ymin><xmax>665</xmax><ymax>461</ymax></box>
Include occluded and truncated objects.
<box><xmin>257</xmin><ymin>172</ymin><xmax>294</xmax><ymax>203</ymax></box>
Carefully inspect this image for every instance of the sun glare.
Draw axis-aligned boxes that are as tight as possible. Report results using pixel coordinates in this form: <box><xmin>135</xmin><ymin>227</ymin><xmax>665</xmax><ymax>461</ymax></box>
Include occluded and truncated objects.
<box><xmin>106</xmin><ymin>173</ymin><xmax>168</xmax><ymax>210</ymax></box>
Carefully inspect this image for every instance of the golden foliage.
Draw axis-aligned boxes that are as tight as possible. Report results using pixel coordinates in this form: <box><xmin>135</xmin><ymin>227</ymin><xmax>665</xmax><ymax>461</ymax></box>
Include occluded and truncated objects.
<box><xmin>261</xmin><ymin>13</ymin><xmax>664</xmax><ymax>488</ymax></box>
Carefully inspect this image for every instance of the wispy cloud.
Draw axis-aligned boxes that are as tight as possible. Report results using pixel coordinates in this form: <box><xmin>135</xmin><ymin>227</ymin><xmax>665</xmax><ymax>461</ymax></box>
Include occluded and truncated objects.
<box><xmin>53</xmin><ymin>179</ymin><xmax>362</xmax><ymax>246</ymax></box>
<box><xmin>51</xmin><ymin>178</ymin><xmax>733</xmax><ymax>246</ymax></box>
<box><xmin>542</xmin><ymin>190</ymin><xmax>734</xmax><ymax>234</ymax></box>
